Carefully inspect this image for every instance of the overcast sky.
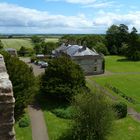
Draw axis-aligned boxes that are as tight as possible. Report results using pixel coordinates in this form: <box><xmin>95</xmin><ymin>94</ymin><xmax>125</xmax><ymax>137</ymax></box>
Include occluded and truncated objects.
<box><xmin>0</xmin><ymin>0</ymin><xmax>140</xmax><ymax>34</ymax></box>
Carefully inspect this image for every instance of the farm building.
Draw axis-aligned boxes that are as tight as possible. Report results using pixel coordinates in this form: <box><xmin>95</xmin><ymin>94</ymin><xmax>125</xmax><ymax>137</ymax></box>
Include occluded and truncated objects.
<box><xmin>52</xmin><ymin>44</ymin><xmax>104</xmax><ymax>75</ymax></box>
<box><xmin>5</xmin><ymin>48</ymin><xmax>17</xmax><ymax>56</ymax></box>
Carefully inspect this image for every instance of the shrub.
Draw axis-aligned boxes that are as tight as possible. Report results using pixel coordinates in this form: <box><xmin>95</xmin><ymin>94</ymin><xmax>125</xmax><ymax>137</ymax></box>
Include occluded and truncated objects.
<box><xmin>71</xmin><ymin>90</ymin><xmax>114</xmax><ymax>140</ymax></box>
<box><xmin>51</xmin><ymin>106</ymin><xmax>74</xmax><ymax>119</ymax></box>
<box><xmin>1</xmin><ymin>51</ymin><xmax>38</xmax><ymax>120</ymax></box>
<box><xmin>30</xmin><ymin>56</ymin><xmax>37</xmax><ymax>63</ymax></box>
<box><xmin>40</xmin><ymin>56</ymin><xmax>86</xmax><ymax>101</ymax></box>
<box><xmin>19</xmin><ymin>115</ymin><xmax>30</xmax><ymax>128</ymax></box>
<box><xmin>112</xmin><ymin>102</ymin><xmax>127</xmax><ymax>119</ymax></box>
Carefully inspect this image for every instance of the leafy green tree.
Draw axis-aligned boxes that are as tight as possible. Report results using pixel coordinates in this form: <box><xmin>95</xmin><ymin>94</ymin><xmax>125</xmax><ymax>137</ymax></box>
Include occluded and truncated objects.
<box><xmin>59</xmin><ymin>35</ymin><xmax>105</xmax><ymax>50</ymax></box>
<box><xmin>120</xmin><ymin>43</ymin><xmax>129</xmax><ymax>55</ymax></box>
<box><xmin>71</xmin><ymin>90</ymin><xmax>114</xmax><ymax>140</ymax></box>
<box><xmin>18</xmin><ymin>46</ymin><xmax>28</xmax><ymax>56</ymax></box>
<box><xmin>1</xmin><ymin>51</ymin><xmax>38</xmax><ymax>120</ymax></box>
<box><xmin>106</xmin><ymin>24</ymin><xmax>129</xmax><ymax>54</ymax></box>
<box><xmin>31</xmin><ymin>35</ymin><xmax>44</xmax><ymax>44</ymax></box>
<box><xmin>125</xmin><ymin>27</ymin><xmax>140</xmax><ymax>60</ymax></box>
<box><xmin>42</xmin><ymin>42</ymin><xmax>58</xmax><ymax>55</ymax></box>
<box><xmin>33</xmin><ymin>43</ymin><xmax>43</xmax><ymax>54</ymax></box>
<box><xmin>0</xmin><ymin>40</ymin><xmax>4</xmax><ymax>49</ymax></box>
<box><xmin>94</xmin><ymin>42</ymin><xmax>109</xmax><ymax>55</ymax></box>
<box><xmin>40</xmin><ymin>56</ymin><xmax>86</xmax><ymax>101</ymax></box>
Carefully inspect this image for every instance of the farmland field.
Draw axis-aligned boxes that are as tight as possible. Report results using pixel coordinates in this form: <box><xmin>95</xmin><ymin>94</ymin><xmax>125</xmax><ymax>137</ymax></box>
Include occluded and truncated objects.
<box><xmin>45</xmin><ymin>38</ymin><xmax>59</xmax><ymax>43</ymax></box>
<box><xmin>1</xmin><ymin>38</ymin><xmax>33</xmax><ymax>50</ymax></box>
<box><xmin>1</xmin><ymin>37</ymin><xmax>59</xmax><ymax>51</ymax></box>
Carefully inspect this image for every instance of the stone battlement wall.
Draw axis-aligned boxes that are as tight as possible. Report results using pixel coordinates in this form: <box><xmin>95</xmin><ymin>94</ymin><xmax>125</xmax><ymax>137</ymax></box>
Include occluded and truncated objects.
<box><xmin>0</xmin><ymin>54</ymin><xmax>16</xmax><ymax>140</ymax></box>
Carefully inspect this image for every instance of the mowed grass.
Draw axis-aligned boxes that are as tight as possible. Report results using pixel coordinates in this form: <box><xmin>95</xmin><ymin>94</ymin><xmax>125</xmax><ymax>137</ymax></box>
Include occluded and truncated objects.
<box><xmin>1</xmin><ymin>38</ymin><xmax>33</xmax><ymax>50</ymax></box>
<box><xmin>91</xmin><ymin>55</ymin><xmax>140</xmax><ymax>112</ymax></box>
<box><xmin>43</xmin><ymin>111</ymin><xmax>71</xmax><ymax>140</ymax></box>
<box><xmin>87</xmin><ymin>55</ymin><xmax>140</xmax><ymax>139</ymax></box>
<box><xmin>108</xmin><ymin>117</ymin><xmax>140</xmax><ymax>140</ymax></box>
<box><xmin>91</xmin><ymin>74</ymin><xmax>140</xmax><ymax>112</ymax></box>
<box><xmin>105</xmin><ymin>56</ymin><xmax>140</xmax><ymax>72</ymax></box>
<box><xmin>15</xmin><ymin>113</ymin><xmax>32</xmax><ymax>140</ymax></box>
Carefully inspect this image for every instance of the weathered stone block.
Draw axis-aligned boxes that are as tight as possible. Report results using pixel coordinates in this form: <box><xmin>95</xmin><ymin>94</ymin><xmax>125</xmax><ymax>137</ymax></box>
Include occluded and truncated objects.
<box><xmin>0</xmin><ymin>54</ymin><xmax>16</xmax><ymax>140</ymax></box>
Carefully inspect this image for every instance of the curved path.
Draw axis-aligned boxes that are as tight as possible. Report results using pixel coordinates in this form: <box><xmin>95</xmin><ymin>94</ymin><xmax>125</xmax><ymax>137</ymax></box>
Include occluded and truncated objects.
<box><xmin>28</xmin><ymin>105</ymin><xmax>49</xmax><ymax>140</ymax></box>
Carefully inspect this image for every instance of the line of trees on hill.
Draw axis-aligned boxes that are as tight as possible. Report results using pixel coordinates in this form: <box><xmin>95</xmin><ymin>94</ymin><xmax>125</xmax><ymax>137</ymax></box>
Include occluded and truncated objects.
<box><xmin>59</xmin><ymin>24</ymin><xmax>140</xmax><ymax>61</ymax></box>
<box><xmin>31</xmin><ymin>35</ymin><xmax>58</xmax><ymax>55</ymax></box>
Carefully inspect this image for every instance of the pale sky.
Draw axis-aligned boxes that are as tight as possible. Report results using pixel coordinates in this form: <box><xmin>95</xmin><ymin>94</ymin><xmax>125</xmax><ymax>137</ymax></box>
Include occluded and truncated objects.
<box><xmin>0</xmin><ymin>0</ymin><xmax>140</xmax><ymax>34</ymax></box>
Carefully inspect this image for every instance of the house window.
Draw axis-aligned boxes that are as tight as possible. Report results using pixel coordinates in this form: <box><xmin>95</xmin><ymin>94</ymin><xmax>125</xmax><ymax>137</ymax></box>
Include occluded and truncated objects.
<box><xmin>95</xmin><ymin>59</ymin><xmax>97</xmax><ymax>63</ymax></box>
<box><xmin>94</xmin><ymin>67</ymin><xmax>97</xmax><ymax>72</ymax></box>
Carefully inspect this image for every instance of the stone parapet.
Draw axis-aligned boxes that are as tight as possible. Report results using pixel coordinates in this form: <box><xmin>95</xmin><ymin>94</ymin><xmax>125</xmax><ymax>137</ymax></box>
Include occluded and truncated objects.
<box><xmin>0</xmin><ymin>54</ymin><xmax>16</xmax><ymax>140</ymax></box>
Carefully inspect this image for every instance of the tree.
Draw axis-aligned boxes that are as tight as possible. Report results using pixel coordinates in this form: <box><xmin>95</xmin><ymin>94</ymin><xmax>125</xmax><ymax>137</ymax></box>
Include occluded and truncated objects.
<box><xmin>94</xmin><ymin>42</ymin><xmax>109</xmax><ymax>55</ymax></box>
<box><xmin>31</xmin><ymin>35</ymin><xmax>44</xmax><ymax>44</ymax></box>
<box><xmin>33</xmin><ymin>43</ymin><xmax>43</xmax><ymax>54</ymax></box>
<box><xmin>125</xmin><ymin>27</ymin><xmax>140</xmax><ymax>61</ymax></box>
<box><xmin>18</xmin><ymin>46</ymin><xmax>28</xmax><ymax>56</ymax></box>
<box><xmin>71</xmin><ymin>90</ymin><xmax>114</xmax><ymax>140</ymax></box>
<box><xmin>0</xmin><ymin>40</ymin><xmax>4</xmax><ymax>49</ymax></box>
<box><xmin>42</xmin><ymin>42</ymin><xmax>58</xmax><ymax>55</ymax></box>
<box><xmin>106</xmin><ymin>24</ymin><xmax>129</xmax><ymax>54</ymax></box>
<box><xmin>40</xmin><ymin>56</ymin><xmax>86</xmax><ymax>101</ymax></box>
<box><xmin>1</xmin><ymin>51</ymin><xmax>38</xmax><ymax>120</ymax></box>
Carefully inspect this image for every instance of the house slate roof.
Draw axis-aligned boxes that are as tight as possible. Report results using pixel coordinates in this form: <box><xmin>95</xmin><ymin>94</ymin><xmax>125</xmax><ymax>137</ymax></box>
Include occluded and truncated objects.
<box><xmin>55</xmin><ymin>44</ymin><xmax>99</xmax><ymax>57</ymax></box>
<box><xmin>5</xmin><ymin>48</ymin><xmax>16</xmax><ymax>51</ymax></box>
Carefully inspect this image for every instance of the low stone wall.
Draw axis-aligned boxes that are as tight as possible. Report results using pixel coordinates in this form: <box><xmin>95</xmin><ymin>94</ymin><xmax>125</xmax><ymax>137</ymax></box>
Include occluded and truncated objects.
<box><xmin>0</xmin><ymin>54</ymin><xmax>16</xmax><ymax>140</ymax></box>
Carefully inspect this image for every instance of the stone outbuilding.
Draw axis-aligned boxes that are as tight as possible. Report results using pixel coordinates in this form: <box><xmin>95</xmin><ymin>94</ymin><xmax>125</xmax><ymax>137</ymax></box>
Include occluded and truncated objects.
<box><xmin>5</xmin><ymin>48</ymin><xmax>17</xmax><ymax>57</ymax></box>
<box><xmin>52</xmin><ymin>44</ymin><xmax>105</xmax><ymax>75</ymax></box>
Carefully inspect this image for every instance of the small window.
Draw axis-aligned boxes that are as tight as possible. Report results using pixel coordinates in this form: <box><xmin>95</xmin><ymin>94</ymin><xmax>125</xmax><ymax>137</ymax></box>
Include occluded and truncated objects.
<box><xmin>95</xmin><ymin>59</ymin><xmax>97</xmax><ymax>63</ymax></box>
<box><xmin>94</xmin><ymin>67</ymin><xmax>97</xmax><ymax>72</ymax></box>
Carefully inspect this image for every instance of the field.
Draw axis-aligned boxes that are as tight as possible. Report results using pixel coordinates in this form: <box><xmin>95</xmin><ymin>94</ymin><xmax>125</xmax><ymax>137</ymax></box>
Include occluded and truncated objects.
<box><xmin>45</xmin><ymin>38</ymin><xmax>59</xmax><ymax>43</ymax></box>
<box><xmin>1</xmin><ymin>37</ymin><xmax>59</xmax><ymax>51</ymax></box>
<box><xmin>1</xmin><ymin>39</ymin><xmax>34</xmax><ymax>50</ymax></box>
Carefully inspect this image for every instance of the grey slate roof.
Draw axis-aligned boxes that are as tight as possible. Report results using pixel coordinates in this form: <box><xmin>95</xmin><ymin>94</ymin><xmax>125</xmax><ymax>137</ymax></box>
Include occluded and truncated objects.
<box><xmin>55</xmin><ymin>44</ymin><xmax>99</xmax><ymax>57</ymax></box>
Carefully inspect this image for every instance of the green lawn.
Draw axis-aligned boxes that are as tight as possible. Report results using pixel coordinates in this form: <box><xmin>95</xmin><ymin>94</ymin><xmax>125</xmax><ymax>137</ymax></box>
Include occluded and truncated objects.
<box><xmin>108</xmin><ymin>117</ymin><xmax>140</xmax><ymax>140</ymax></box>
<box><xmin>44</xmin><ymin>111</ymin><xmax>71</xmax><ymax>140</ymax></box>
<box><xmin>90</xmin><ymin>55</ymin><xmax>140</xmax><ymax>112</ymax></box>
<box><xmin>105</xmin><ymin>56</ymin><xmax>140</xmax><ymax>72</ymax></box>
<box><xmin>15</xmin><ymin>113</ymin><xmax>32</xmax><ymax>140</ymax></box>
<box><xmin>1</xmin><ymin>38</ymin><xmax>33</xmax><ymax>50</ymax></box>
<box><xmin>87</xmin><ymin>55</ymin><xmax>140</xmax><ymax>139</ymax></box>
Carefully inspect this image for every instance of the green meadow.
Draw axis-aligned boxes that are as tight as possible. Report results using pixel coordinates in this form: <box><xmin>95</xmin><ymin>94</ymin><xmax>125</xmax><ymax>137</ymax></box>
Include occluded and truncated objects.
<box><xmin>105</xmin><ymin>56</ymin><xmax>140</xmax><ymax>72</ymax></box>
<box><xmin>1</xmin><ymin>38</ymin><xmax>33</xmax><ymax>50</ymax></box>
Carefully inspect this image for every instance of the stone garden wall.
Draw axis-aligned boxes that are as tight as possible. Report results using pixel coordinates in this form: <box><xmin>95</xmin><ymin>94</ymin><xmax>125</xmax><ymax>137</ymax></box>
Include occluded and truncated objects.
<box><xmin>0</xmin><ymin>54</ymin><xmax>16</xmax><ymax>140</ymax></box>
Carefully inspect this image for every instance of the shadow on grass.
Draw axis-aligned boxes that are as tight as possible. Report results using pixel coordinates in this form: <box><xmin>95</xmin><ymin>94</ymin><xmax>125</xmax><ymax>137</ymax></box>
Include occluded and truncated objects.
<box><xmin>117</xmin><ymin>58</ymin><xmax>139</xmax><ymax>62</ymax></box>
<box><xmin>117</xmin><ymin>58</ymin><xmax>130</xmax><ymax>62</ymax></box>
<box><xmin>35</xmin><ymin>92</ymin><xmax>71</xmax><ymax>112</ymax></box>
